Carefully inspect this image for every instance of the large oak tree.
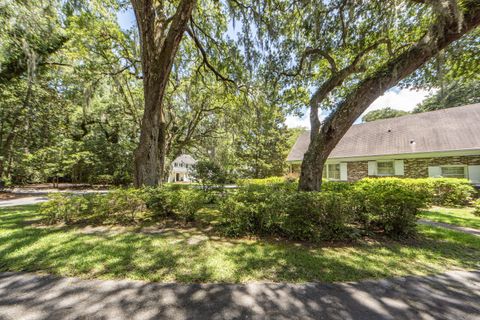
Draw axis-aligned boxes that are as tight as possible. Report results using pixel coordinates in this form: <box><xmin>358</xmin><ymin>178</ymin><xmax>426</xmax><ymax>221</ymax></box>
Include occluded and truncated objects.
<box><xmin>298</xmin><ymin>0</ymin><xmax>480</xmax><ymax>191</ymax></box>
<box><xmin>130</xmin><ymin>0</ymin><xmax>196</xmax><ymax>186</ymax></box>
<box><xmin>240</xmin><ymin>0</ymin><xmax>479</xmax><ymax>191</ymax></box>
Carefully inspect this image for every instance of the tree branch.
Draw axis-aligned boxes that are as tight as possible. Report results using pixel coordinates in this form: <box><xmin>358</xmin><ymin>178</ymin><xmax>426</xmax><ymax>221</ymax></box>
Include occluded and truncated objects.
<box><xmin>187</xmin><ymin>26</ymin><xmax>236</xmax><ymax>84</ymax></box>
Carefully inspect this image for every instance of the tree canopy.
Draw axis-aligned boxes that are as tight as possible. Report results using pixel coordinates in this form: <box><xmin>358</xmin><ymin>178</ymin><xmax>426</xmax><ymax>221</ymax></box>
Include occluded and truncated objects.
<box><xmin>0</xmin><ymin>0</ymin><xmax>478</xmax><ymax>188</ymax></box>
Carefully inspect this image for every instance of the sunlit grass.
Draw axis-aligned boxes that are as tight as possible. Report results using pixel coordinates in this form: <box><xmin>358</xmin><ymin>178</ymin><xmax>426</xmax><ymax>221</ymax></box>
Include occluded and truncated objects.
<box><xmin>0</xmin><ymin>205</ymin><xmax>478</xmax><ymax>283</ymax></box>
<box><xmin>419</xmin><ymin>206</ymin><xmax>480</xmax><ymax>229</ymax></box>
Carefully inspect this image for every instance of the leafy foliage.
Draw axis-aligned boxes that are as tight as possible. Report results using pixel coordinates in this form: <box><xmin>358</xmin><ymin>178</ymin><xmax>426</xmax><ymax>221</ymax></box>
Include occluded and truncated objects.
<box><xmin>413</xmin><ymin>81</ymin><xmax>480</xmax><ymax>113</ymax></box>
<box><xmin>362</xmin><ymin>108</ymin><xmax>409</xmax><ymax>122</ymax></box>
<box><xmin>473</xmin><ymin>199</ymin><xmax>480</xmax><ymax>217</ymax></box>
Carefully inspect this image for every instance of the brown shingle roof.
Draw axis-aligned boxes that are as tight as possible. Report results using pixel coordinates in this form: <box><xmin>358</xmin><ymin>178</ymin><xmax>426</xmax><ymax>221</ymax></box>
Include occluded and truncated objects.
<box><xmin>287</xmin><ymin>103</ymin><xmax>480</xmax><ymax>161</ymax></box>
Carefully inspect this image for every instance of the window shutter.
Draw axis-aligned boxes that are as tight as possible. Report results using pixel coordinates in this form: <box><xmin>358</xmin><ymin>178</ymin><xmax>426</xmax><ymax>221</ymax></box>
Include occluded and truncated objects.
<box><xmin>394</xmin><ymin>160</ymin><xmax>405</xmax><ymax>176</ymax></box>
<box><xmin>468</xmin><ymin>165</ymin><xmax>480</xmax><ymax>183</ymax></box>
<box><xmin>428</xmin><ymin>166</ymin><xmax>441</xmax><ymax>177</ymax></box>
<box><xmin>368</xmin><ymin>161</ymin><xmax>377</xmax><ymax>176</ymax></box>
<box><xmin>340</xmin><ymin>163</ymin><xmax>348</xmax><ymax>181</ymax></box>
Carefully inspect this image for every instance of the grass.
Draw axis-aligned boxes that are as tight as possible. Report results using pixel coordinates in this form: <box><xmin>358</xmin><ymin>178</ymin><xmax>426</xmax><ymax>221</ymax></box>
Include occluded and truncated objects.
<box><xmin>0</xmin><ymin>205</ymin><xmax>479</xmax><ymax>283</ymax></box>
<box><xmin>419</xmin><ymin>206</ymin><xmax>480</xmax><ymax>229</ymax></box>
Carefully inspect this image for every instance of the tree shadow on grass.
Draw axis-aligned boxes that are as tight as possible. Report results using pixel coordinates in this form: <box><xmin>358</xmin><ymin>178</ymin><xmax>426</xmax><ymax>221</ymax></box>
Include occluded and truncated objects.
<box><xmin>0</xmin><ymin>205</ymin><xmax>479</xmax><ymax>284</ymax></box>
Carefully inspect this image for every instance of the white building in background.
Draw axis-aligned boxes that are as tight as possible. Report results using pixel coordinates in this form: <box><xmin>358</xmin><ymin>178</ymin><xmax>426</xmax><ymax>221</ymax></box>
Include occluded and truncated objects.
<box><xmin>168</xmin><ymin>154</ymin><xmax>196</xmax><ymax>183</ymax></box>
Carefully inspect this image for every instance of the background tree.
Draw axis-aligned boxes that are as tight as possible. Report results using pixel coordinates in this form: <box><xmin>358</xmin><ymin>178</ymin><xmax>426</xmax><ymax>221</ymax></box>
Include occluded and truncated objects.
<box><xmin>413</xmin><ymin>80</ymin><xmax>480</xmax><ymax>113</ymax></box>
<box><xmin>362</xmin><ymin>108</ymin><xmax>409</xmax><ymax>123</ymax></box>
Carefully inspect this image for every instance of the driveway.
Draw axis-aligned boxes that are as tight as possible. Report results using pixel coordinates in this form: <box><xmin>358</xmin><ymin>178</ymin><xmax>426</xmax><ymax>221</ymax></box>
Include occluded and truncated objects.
<box><xmin>0</xmin><ymin>196</ymin><xmax>49</xmax><ymax>207</ymax></box>
<box><xmin>0</xmin><ymin>190</ymin><xmax>108</xmax><ymax>207</ymax></box>
<box><xmin>0</xmin><ymin>270</ymin><xmax>478</xmax><ymax>320</ymax></box>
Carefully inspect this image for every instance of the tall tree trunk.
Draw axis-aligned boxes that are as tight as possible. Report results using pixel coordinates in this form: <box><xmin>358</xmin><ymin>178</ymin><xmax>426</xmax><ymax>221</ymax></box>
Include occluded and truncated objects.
<box><xmin>299</xmin><ymin>3</ymin><xmax>480</xmax><ymax>191</ymax></box>
<box><xmin>131</xmin><ymin>0</ymin><xmax>196</xmax><ymax>187</ymax></box>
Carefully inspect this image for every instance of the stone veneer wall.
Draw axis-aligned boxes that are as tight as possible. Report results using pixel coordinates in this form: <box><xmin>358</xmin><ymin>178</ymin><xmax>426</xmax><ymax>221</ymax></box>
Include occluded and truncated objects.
<box><xmin>289</xmin><ymin>155</ymin><xmax>480</xmax><ymax>181</ymax></box>
<box><xmin>403</xmin><ymin>155</ymin><xmax>480</xmax><ymax>178</ymax></box>
<box><xmin>347</xmin><ymin>161</ymin><xmax>368</xmax><ymax>181</ymax></box>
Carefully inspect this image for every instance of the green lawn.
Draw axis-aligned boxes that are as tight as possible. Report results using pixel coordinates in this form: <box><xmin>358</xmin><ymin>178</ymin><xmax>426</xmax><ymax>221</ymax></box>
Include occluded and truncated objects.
<box><xmin>0</xmin><ymin>205</ymin><xmax>479</xmax><ymax>283</ymax></box>
<box><xmin>420</xmin><ymin>206</ymin><xmax>480</xmax><ymax>229</ymax></box>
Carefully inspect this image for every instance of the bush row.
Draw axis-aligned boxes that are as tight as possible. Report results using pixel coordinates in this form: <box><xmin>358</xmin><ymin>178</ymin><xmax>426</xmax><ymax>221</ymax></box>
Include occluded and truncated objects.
<box><xmin>40</xmin><ymin>187</ymin><xmax>206</xmax><ymax>225</ymax></box>
<box><xmin>40</xmin><ymin>177</ymin><xmax>475</xmax><ymax>241</ymax></box>
<box><xmin>220</xmin><ymin>178</ymin><xmax>428</xmax><ymax>240</ymax></box>
<box><xmin>239</xmin><ymin>176</ymin><xmax>475</xmax><ymax>207</ymax></box>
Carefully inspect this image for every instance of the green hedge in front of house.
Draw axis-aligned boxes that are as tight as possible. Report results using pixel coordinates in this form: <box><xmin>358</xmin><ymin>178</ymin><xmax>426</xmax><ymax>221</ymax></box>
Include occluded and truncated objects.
<box><xmin>39</xmin><ymin>177</ymin><xmax>475</xmax><ymax>242</ymax></box>
<box><xmin>219</xmin><ymin>177</ymin><xmax>475</xmax><ymax>240</ymax></box>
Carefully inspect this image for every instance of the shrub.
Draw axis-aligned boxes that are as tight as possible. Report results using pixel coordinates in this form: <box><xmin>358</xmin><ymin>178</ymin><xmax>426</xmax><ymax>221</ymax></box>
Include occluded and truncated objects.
<box><xmin>40</xmin><ymin>193</ymin><xmax>92</xmax><ymax>224</ymax></box>
<box><xmin>99</xmin><ymin>189</ymin><xmax>149</xmax><ymax>224</ymax></box>
<box><xmin>473</xmin><ymin>199</ymin><xmax>480</xmax><ymax>217</ymax></box>
<box><xmin>280</xmin><ymin>191</ymin><xmax>353</xmax><ymax>241</ymax></box>
<box><xmin>145</xmin><ymin>187</ymin><xmax>205</xmax><ymax>221</ymax></box>
<box><xmin>427</xmin><ymin>178</ymin><xmax>474</xmax><ymax>206</ymax></box>
<box><xmin>219</xmin><ymin>187</ymin><xmax>353</xmax><ymax>241</ymax></box>
<box><xmin>237</xmin><ymin>176</ymin><xmax>287</xmax><ymax>186</ymax></box>
<box><xmin>321</xmin><ymin>181</ymin><xmax>353</xmax><ymax>193</ymax></box>
<box><xmin>191</xmin><ymin>160</ymin><xmax>234</xmax><ymax>189</ymax></box>
<box><xmin>169</xmin><ymin>189</ymin><xmax>205</xmax><ymax>221</ymax></box>
<box><xmin>91</xmin><ymin>174</ymin><xmax>114</xmax><ymax>185</ymax></box>
<box><xmin>352</xmin><ymin>178</ymin><xmax>429</xmax><ymax>237</ymax></box>
<box><xmin>41</xmin><ymin>189</ymin><xmax>150</xmax><ymax>225</ymax></box>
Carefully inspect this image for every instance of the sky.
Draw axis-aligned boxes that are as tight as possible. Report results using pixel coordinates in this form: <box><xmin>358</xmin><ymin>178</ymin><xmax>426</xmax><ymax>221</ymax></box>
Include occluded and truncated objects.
<box><xmin>117</xmin><ymin>9</ymin><xmax>433</xmax><ymax>129</ymax></box>
<box><xmin>284</xmin><ymin>88</ymin><xmax>434</xmax><ymax>128</ymax></box>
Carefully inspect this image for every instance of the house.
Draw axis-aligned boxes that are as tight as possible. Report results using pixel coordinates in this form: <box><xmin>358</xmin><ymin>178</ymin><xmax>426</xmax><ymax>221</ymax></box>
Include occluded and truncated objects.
<box><xmin>168</xmin><ymin>154</ymin><xmax>196</xmax><ymax>183</ymax></box>
<box><xmin>287</xmin><ymin>103</ymin><xmax>480</xmax><ymax>183</ymax></box>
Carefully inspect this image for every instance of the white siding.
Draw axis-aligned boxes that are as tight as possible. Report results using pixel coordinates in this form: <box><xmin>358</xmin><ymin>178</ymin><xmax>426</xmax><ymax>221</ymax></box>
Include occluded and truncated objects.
<box><xmin>340</xmin><ymin>163</ymin><xmax>348</xmax><ymax>181</ymax></box>
<box><xmin>368</xmin><ymin>161</ymin><xmax>377</xmax><ymax>176</ymax></box>
<box><xmin>428</xmin><ymin>166</ymin><xmax>442</xmax><ymax>177</ymax></box>
<box><xmin>394</xmin><ymin>160</ymin><xmax>405</xmax><ymax>176</ymax></box>
<box><xmin>468</xmin><ymin>165</ymin><xmax>480</xmax><ymax>183</ymax></box>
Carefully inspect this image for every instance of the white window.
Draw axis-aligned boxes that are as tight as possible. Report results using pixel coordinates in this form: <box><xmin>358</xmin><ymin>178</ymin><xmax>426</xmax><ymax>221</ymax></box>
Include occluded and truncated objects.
<box><xmin>377</xmin><ymin>161</ymin><xmax>395</xmax><ymax>176</ymax></box>
<box><xmin>441</xmin><ymin>166</ymin><xmax>466</xmax><ymax>179</ymax></box>
<box><xmin>323</xmin><ymin>164</ymin><xmax>340</xmax><ymax>180</ymax></box>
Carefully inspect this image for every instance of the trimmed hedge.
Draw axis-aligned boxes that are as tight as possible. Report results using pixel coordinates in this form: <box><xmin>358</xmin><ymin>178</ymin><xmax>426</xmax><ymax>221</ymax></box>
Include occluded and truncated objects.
<box><xmin>351</xmin><ymin>178</ymin><xmax>429</xmax><ymax>237</ymax></box>
<box><xmin>40</xmin><ymin>177</ymin><xmax>475</xmax><ymax>241</ymax></box>
<box><xmin>220</xmin><ymin>187</ymin><xmax>353</xmax><ymax>241</ymax></box>
<box><xmin>237</xmin><ymin>176</ymin><xmax>474</xmax><ymax>207</ymax></box>
<box><xmin>220</xmin><ymin>177</ymin><xmax>432</xmax><ymax>240</ymax></box>
<box><xmin>41</xmin><ymin>187</ymin><xmax>205</xmax><ymax>225</ymax></box>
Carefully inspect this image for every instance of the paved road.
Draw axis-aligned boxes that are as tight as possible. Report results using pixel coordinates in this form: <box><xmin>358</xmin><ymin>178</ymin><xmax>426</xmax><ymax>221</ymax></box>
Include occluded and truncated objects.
<box><xmin>0</xmin><ymin>270</ymin><xmax>479</xmax><ymax>320</ymax></box>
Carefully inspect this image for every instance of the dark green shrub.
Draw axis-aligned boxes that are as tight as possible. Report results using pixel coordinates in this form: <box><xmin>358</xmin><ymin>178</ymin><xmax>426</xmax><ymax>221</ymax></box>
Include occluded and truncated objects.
<box><xmin>145</xmin><ymin>187</ymin><xmax>205</xmax><ymax>221</ymax></box>
<box><xmin>192</xmin><ymin>160</ymin><xmax>234</xmax><ymax>190</ymax></box>
<box><xmin>169</xmin><ymin>189</ymin><xmax>205</xmax><ymax>221</ymax></box>
<box><xmin>91</xmin><ymin>174</ymin><xmax>114</xmax><ymax>185</ymax></box>
<box><xmin>352</xmin><ymin>178</ymin><xmax>429</xmax><ymax>237</ymax></box>
<box><xmin>219</xmin><ymin>187</ymin><xmax>353</xmax><ymax>241</ymax></box>
<box><xmin>280</xmin><ymin>191</ymin><xmax>353</xmax><ymax>241</ymax></box>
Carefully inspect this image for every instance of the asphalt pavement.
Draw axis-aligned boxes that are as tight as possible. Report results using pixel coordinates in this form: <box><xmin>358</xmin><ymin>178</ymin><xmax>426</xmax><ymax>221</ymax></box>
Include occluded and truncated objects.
<box><xmin>0</xmin><ymin>270</ymin><xmax>478</xmax><ymax>320</ymax></box>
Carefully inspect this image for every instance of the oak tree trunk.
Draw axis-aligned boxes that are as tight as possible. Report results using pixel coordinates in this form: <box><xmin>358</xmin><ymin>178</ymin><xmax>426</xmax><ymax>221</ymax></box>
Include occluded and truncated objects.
<box><xmin>131</xmin><ymin>0</ymin><xmax>196</xmax><ymax>187</ymax></box>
